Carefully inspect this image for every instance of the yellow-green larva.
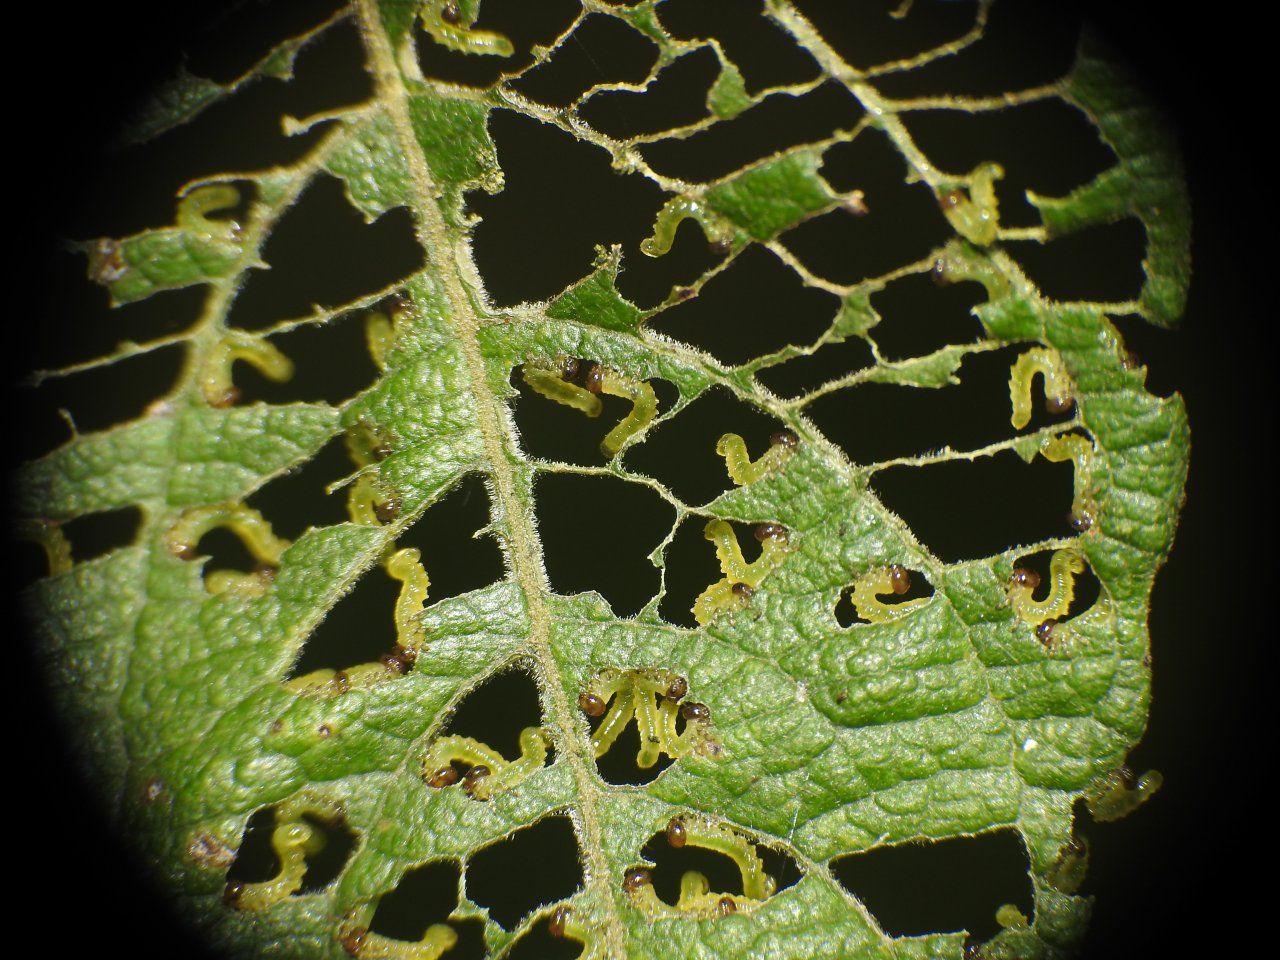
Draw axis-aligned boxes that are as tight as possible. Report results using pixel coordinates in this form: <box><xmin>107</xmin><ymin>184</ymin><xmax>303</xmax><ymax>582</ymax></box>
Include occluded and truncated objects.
<box><xmin>16</xmin><ymin>518</ymin><xmax>73</xmax><ymax>576</ymax></box>
<box><xmin>1008</xmin><ymin>548</ymin><xmax>1085</xmax><ymax>626</ymax></box>
<box><xmin>200</xmin><ymin>331</ymin><xmax>293</xmax><ymax>408</ymax></box>
<box><xmin>522</xmin><ymin>358</ymin><xmax>658</xmax><ymax>456</ymax></box>
<box><xmin>178</xmin><ymin>183</ymin><xmax>241</xmax><ymax>235</ymax></box>
<box><xmin>693</xmin><ymin>519</ymin><xmax>791</xmax><ymax>625</ymax></box>
<box><xmin>716</xmin><ymin>430</ymin><xmax>798</xmax><ymax>486</ymax></box>
<box><xmin>847</xmin><ymin>564</ymin><xmax>928</xmax><ymax>623</ymax></box>
<box><xmin>938</xmin><ymin>162</ymin><xmax>1003</xmax><ymax>246</ymax></box>
<box><xmin>224</xmin><ymin>793</ymin><xmax>345</xmax><ymax>912</ymax></box>
<box><xmin>640</xmin><ymin>195</ymin><xmax>734</xmax><ymax>258</ymax></box>
<box><xmin>1037</xmin><ymin>433</ymin><xmax>1097</xmax><ymax>529</ymax></box>
<box><xmin>418</xmin><ymin>0</ymin><xmax>514</xmax><ymax>56</ymax></box>
<box><xmin>522</xmin><ymin>356</ymin><xmax>602</xmax><ymax>417</ymax></box>
<box><xmin>167</xmin><ymin>503</ymin><xmax>290</xmax><ymax>595</ymax></box>
<box><xmin>1009</xmin><ymin>346</ymin><xmax>1074</xmax><ymax>429</ymax></box>
<box><xmin>339</xmin><ymin>921</ymin><xmax>457</xmax><ymax>960</ymax></box>
<box><xmin>420</xmin><ymin>726</ymin><xmax>549</xmax><ymax>801</ymax></box>
<box><xmin>579</xmin><ymin>668</ymin><xmax>718</xmax><ymax>766</ymax></box>
<box><xmin>1086</xmin><ymin>765</ymin><xmax>1163</xmax><ymax>823</ymax></box>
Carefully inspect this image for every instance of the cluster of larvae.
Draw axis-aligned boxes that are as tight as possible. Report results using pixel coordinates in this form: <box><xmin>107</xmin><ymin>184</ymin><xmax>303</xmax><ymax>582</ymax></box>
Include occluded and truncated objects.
<box><xmin>521</xmin><ymin>355</ymin><xmax>658</xmax><ymax>457</ymax></box>
<box><xmin>579</xmin><ymin>667</ymin><xmax>720</xmax><ymax>766</ymax></box>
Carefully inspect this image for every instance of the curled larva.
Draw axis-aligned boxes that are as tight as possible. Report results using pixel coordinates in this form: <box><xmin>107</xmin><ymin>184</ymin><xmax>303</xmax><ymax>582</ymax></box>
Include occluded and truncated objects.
<box><xmin>848</xmin><ymin>564</ymin><xmax>928</xmax><ymax>623</ymax></box>
<box><xmin>177</xmin><ymin>183</ymin><xmax>241</xmax><ymax>235</ymax></box>
<box><xmin>386</xmin><ymin>547</ymin><xmax>430</xmax><ymax>650</ymax></box>
<box><xmin>592</xmin><ymin>365</ymin><xmax>658</xmax><ymax>456</ymax></box>
<box><xmin>1038</xmin><ymin>433</ymin><xmax>1097</xmax><ymax>528</ymax></box>
<box><xmin>364</xmin><ymin>311</ymin><xmax>395</xmax><ymax>372</ymax></box>
<box><xmin>167</xmin><ymin>503</ymin><xmax>289</xmax><ymax>594</ymax></box>
<box><xmin>200</xmin><ymin>331</ymin><xmax>293</xmax><ymax>408</ymax></box>
<box><xmin>1007</xmin><ymin>548</ymin><xmax>1085</xmax><ymax>626</ymax></box>
<box><xmin>1009</xmin><ymin>346</ymin><xmax>1073</xmax><ymax>429</ymax></box>
<box><xmin>640</xmin><ymin>195</ymin><xmax>734</xmax><ymax>258</ymax></box>
<box><xmin>340</xmin><ymin>922</ymin><xmax>457</xmax><ymax>960</ymax></box>
<box><xmin>938</xmin><ymin>162</ymin><xmax>1003</xmax><ymax>246</ymax></box>
<box><xmin>580</xmin><ymin>668</ymin><xmax>717</xmax><ymax>766</ymax></box>
<box><xmin>1086</xmin><ymin>765</ymin><xmax>1163</xmax><ymax>822</ymax></box>
<box><xmin>225</xmin><ymin>794</ymin><xmax>344</xmax><ymax>911</ymax></box>
<box><xmin>418</xmin><ymin>0</ymin><xmax>514</xmax><ymax>56</ymax></box>
<box><xmin>628</xmin><ymin>817</ymin><xmax>775</xmax><ymax>918</ymax></box>
<box><xmin>420</xmin><ymin>726</ymin><xmax>549</xmax><ymax>801</ymax></box>
<box><xmin>715</xmin><ymin>431</ymin><xmax>798</xmax><ymax>486</ymax></box>
<box><xmin>693</xmin><ymin>519</ymin><xmax>790</xmax><ymax>625</ymax></box>
<box><xmin>521</xmin><ymin>356</ymin><xmax>602</xmax><ymax>417</ymax></box>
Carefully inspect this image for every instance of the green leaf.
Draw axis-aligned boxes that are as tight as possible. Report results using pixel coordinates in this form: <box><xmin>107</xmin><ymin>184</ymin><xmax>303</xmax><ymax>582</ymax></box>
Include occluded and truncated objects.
<box><xmin>19</xmin><ymin>3</ymin><xmax>1189</xmax><ymax>959</ymax></box>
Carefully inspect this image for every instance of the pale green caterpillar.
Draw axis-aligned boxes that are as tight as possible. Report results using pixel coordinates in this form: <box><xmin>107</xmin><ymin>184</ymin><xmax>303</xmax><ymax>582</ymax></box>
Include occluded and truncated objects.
<box><xmin>522</xmin><ymin>358</ymin><xmax>658</xmax><ymax>456</ymax></box>
<box><xmin>938</xmin><ymin>162</ymin><xmax>1003</xmax><ymax>246</ymax></box>
<box><xmin>716</xmin><ymin>429</ymin><xmax>799</xmax><ymax>485</ymax></box>
<box><xmin>177</xmin><ymin>183</ymin><xmax>241</xmax><ymax>235</ymax></box>
<box><xmin>626</xmin><ymin>816</ymin><xmax>776</xmax><ymax>918</ymax></box>
<box><xmin>421</xmin><ymin>726</ymin><xmax>550</xmax><ymax>801</ymax></box>
<box><xmin>224</xmin><ymin>793</ymin><xmax>345</xmax><ymax>911</ymax></box>
<box><xmin>387</xmin><ymin>547</ymin><xmax>430</xmax><ymax>649</ymax></box>
<box><xmin>1007</xmin><ymin>548</ymin><xmax>1085</xmax><ymax>626</ymax></box>
<box><xmin>1039</xmin><ymin>433</ymin><xmax>1097</xmax><ymax>531</ymax></box>
<box><xmin>346</xmin><ymin>473</ymin><xmax>401</xmax><ymax>527</ymax></box>
<box><xmin>364</xmin><ymin>310</ymin><xmax>395</xmax><ymax>372</ymax></box>
<box><xmin>578</xmin><ymin>668</ymin><xmax>720</xmax><ymax>767</ymax></box>
<box><xmin>545</xmin><ymin>905</ymin><xmax>591</xmax><ymax>952</ymax></box>
<box><xmin>339</xmin><ymin>924</ymin><xmax>457</xmax><ymax>960</ymax></box>
<box><xmin>1009</xmin><ymin>346</ymin><xmax>1074</xmax><ymax>429</ymax></box>
<box><xmin>1086</xmin><ymin>766</ymin><xmax>1163</xmax><ymax>823</ymax></box>
<box><xmin>848</xmin><ymin>564</ymin><xmax>928</xmax><ymax>623</ymax></box>
<box><xmin>640</xmin><ymin>195</ymin><xmax>734</xmax><ymax>258</ymax></box>
<box><xmin>16</xmin><ymin>517</ymin><xmax>72</xmax><ymax>576</ymax></box>
<box><xmin>200</xmin><ymin>330</ymin><xmax>294</xmax><ymax>408</ymax></box>
<box><xmin>693</xmin><ymin>520</ymin><xmax>791</xmax><ymax>625</ymax></box>
<box><xmin>168</xmin><ymin>503</ymin><xmax>290</xmax><ymax>596</ymax></box>
<box><xmin>418</xmin><ymin>0</ymin><xmax>514</xmax><ymax>57</ymax></box>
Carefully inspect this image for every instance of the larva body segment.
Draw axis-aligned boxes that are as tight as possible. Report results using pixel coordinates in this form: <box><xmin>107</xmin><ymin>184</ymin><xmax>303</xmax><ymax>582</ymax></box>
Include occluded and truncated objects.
<box><xmin>1086</xmin><ymin>766</ymin><xmax>1163</xmax><ymax>823</ymax></box>
<box><xmin>1039</xmin><ymin>433</ymin><xmax>1097</xmax><ymax>524</ymax></box>
<box><xmin>521</xmin><ymin>357</ymin><xmax>603</xmax><ymax>417</ymax></box>
<box><xmin>693</xmin><ymin>520</ymin><xmax>790</xmax><ymax>625</ymax></box>
<box><xmin>418</xmin><ymin>0</ymin><xmax>514</xmax><ymax>57</ymax></box>
<box><xmin>342</xmin><ymin>923</ymin><xmax>457</xmax><ymax>960</ymax></box>
<box><xmin>595</xmin><ymin>367</ymin><xmax>658</xmax><ymax>457</ymax></box>
<box><xmin>580</xmin><ymin>668</ymin><xmax>717</xmax><ymax>765</ymax></box>
<box><xmin>1009</xmin><ymin>346</ymin><xmax>1074</xmax><ymax>429</ymax></box>
<box><xmin>226</xmin><ymin>794</ymin><xmax>345</xmax><ymax>912</ymax></box>
<box><xmin>364</xmin><ymin>311</ymin><xmax>395</xmax><ymax>372</ymax></box>
<box><xmin>716</xmin><ymin>431</ymin><xmax>797</xmax><ymax>486</ymax></box>
<box><xmin>177</xmin><ymin>183</ymin><xmax>241</xmax><ymax>234</ymax></box>
<box><xmin>168</xmin><ymin>503</ymin><xmax>290</xmax><ymax>594</ymax></box>
<box><xmin>16</xmin><ymin>518</ymin><xmax>73</xmax><ymax>576</ymax></box>
<box><xmin>421</xmin><ymin>726</ymin><xmax>549</xmax><ymax>801</ymax></box>
<box><xmin>640</xmin><ymin>195</ymin><xmax>734</xmax><ymax>258</ymax></box>
<box><xmin>200</xmin><ymin>331</ymin><xmax>294</xmax><ymax>408</ymax></box>
<box><xmin>848</xmin><ymin>565</ymin><xmax>928</xmax><ymax>623</ymax></box>
<box><xmin>629</xmin><ymin>816</ymin><xmax>777</xmax><ymax>918</ymax></box>
<box><xmin>939</xmin><ymin>162</ymin><xmax>1003</xmax><ymax>246</ymax></box>
<box><xmin>1008</xmin><ymin>548</ymin><xmax>1086</xmax><ymax>626</ymax></box>
<box><xmin>387</xmin><ymin>547</ymin><xmax>430</xmax><ymax>649</ymax></box>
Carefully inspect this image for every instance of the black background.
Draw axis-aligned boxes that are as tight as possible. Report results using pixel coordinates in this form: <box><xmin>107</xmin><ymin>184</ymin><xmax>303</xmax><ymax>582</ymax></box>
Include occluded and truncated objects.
<box><xmin>7</xmin><ymin>2</ymin><xmax>1260</xmax><ymax>958</ymax></box>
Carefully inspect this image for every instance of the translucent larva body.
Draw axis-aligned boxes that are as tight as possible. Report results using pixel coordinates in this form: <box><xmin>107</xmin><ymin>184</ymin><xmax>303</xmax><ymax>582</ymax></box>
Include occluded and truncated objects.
<box><xmin>939</xmin><ymin>162</ymin><xmax>1003</xmax><ymax>246</ymax></box>
<box><xmin>579</xmin><ymin>668</ymin><xmax>718</xmax><ymax>765</ymax></box>
<box><xmin>168</xmin><ymin>503</ymin><xmax>290</xmax><ymax>596</ymax></box>
<box><xmin>693</xmin><ymin>520</ymin><xmax>791</xmax><ymax>625</ymax></box>
<box><xmin>387</xmin><ymin>547</ymin><xmax>430</xmax><ymax>649</ymax></box>
<box><xmin>341</xmin><ymin>923</ymin><xmax>457</xmax><ymax>960</ymax></box>
<box><xmin>178</xmin><ymin>183</ymin><xmax>241</xmax><ymax>234</ymax></box>
<box><xmin>848</xmin><ymin>564</ymin><xmax>928</xmax><ymax>623</ymax></box>
<box><xmin>640</xmin><ymin>195</ymin><xmax>734</xmax><ymax>258</ymax></box>
<box><xmin>200</xmin><ymin>331</ymin><xmax>294</xmax><ymax>408</ymax></box>
<box><xmin>1009</xmin><ymin>347</ymin><xmax>1074</xmax><ymax>429</ymax></box>
<box><xmin>1038</xmin><ymin>433</ymin><xmax>1096</xmax><ymax>527</ymax></box>
<box><xmin>628</xmin><ymin>816</ymin><xmax>776</xmax><ymax>918</ymax></box>
<box><xmin>225</xmin><ymin>794</ymin><xmax>345</xmax><ymax>912</ymax></box>
<box><xmin>594</xmin><ymin>366</ymin><xmax>658</xmax><ymax>457</ymax></box>
<box><xmin>16</xmin><ymin>518</ymin><xmax>73</xmax><ymax>576</ymax></box>
<box><xmin>521</xmin><ymin>356</ymin><xmax>602</xmax><ymax>418</ymax></box>
<box><xmin>1086</xmin><ymin>766</ymin><xmax>1163</xmax><ymax>823</ymax></box>
<box><xmin>1007</xmin><ymin>548</ymin><xmax>1085</xmax><ymax>626</ymax></box>
<box><xmin>420</xmin><ymin>726</ymin><xmax>549</xmax><ymax>801</ymax></box>
<box><xmin>521</xmin><ymin>358</ymin><xmax>657</xmax><ymax>456</ymax></box>
<box><xmin>716</xmin><ymin>431</ymin><xmax>799</xmax><ymax>486</ymax></box>
<box><xmin>418</xmin><ymin>0</ymin><xmax>514</xmax><ymax>56</ymax></box>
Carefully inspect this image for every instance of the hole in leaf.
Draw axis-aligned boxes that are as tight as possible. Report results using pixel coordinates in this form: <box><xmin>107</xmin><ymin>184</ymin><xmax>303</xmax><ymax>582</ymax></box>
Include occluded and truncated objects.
<box><xmin>234</xmin><ymin>316</ymin><xmax>380</xmax><ymax>405</ymax></box>
<box><xmin>902</xmin><ymin>100</ymin><xmax>1116</xmax><ymax>229</ymax></box>
<box><xmin>501</xmin><ymin>913</ymin><xmax>583</xmax><ymax>960</ymax></box>
<box><xmin>184</xmin><ymin>0</ymin><xmax>347</xmax><ymax>83</ymax></box>
<box><xmin>579</xmin><ymin>46</ymin><xmax>718</xmax><ymax>139</ymax></box>
<box><xmin>646</xmin><ymin>245</ymin><xmax>838</xmax><ymax>366</ymax></box>
<box><xmin>835</xmin><ymin>566</ymin><xmax>934</xmax><ymax>628</ymax></box>
<box><xmin>510</xmin><ymin>14</ymin><xmax>657</xmax><ymax>108</ymax></box>
<box><xmin>415</xmin><ymin>0</ymin><xmax>580</xmax><ymax>89</ymax></box>
<box><xmin>245</xmin><ymin>435</ymin><xmax>355</xmax><ymax>541</ymax></box>
<box><xmin>641</xmin><ymin>82</ymin><xmax>864</xmax><ymax>184</ymax></box>
<box><xmin>830</xmin><ymin>830</ymin><xmax>1033</xmax><ymax>941</ymax></box>
<box><xmin>60</xmin><ymin>506</ymin><xmax>144</xmax><ymax>564</ymax></box>
<box><xmin>224</xmin><ymin>806</ymin><xmax>356</xmax><ymax>896</ymax></box>
<box><xmin>534</xmin><ymin>472</ymin><xmax>673</xmax><ymax>618</ymax></box>
<box><xmin>284</xmin><ymin>560</ymin><xmax>401</xmax><ymax>679</ymax></box>
<box><xmin>466</xmin><ymin>816</ymin><xmax>584</xmax><ymax>929</ymax></box>
<box><xmin>793</xmin><ymin>0</ymin><xmax>982</xmax><ymax>73</ymax></box>
<box><xmin>616</xmin><ymin>212</ymin><xmax>724</xmax><ymax>310</ymax></box>
<box><xmin>591</xmin><ymin>710</ymin><xmax>675</xmax><ymax>787</ymax></box>
<box><xmin>369</xmin><ymin>860</ymin><xmax>463</xmax><ymax>944</ymax></box>
<box><xmin>1006</xmin><ymin>219</ymin><xmax>1148</xmax><ymax>305</ymax></box>
<box><xmin>658</xmin><ymin>0</ymin><xmax>820</xmax><ymax>93</ymax></box>
<box><xmin>472</xmin><ymin>111</ymin><xmax>664</xmax><ymax>307</ymax></box>
<box><xmin>398</xmin><ymin>475</ymin><xmax>505</xmax><ymax>606</ymax></box>
<box><xmin>790</xmin><ymin>133</ymin><xmax>950</xmax><ymax>284</ymax></box>
<box><xmin>626</xmin><ymin>386</ymin><xmax>786</xmax><ymax>506</ymax></box>
<box><xmin>754</xmin><ymin>335</ymin><xmax>876</xmax><ymax>401</ymax></box>
<box><xmin>228</xmin><ymin>178</ymin><xmax>423</xmax><ymax>330</ymax></box>
<box><xmin>870</xmin><ymin>450</ymin><xmax>1075</xmax><ymax>563</ymax></box>
<box><xmin>297</xmin><ymin>814</ymin><xmax>357</xmax><ymax>893</ymax></box>
<box><xmin>1012</xmin><ymin>547</ymin><xmax>1102</xmax><ymax>621</ymax></box>
<box><xmin>225</xmin><ymin>808</ymin><xmax>278</xmax><ymax>886</ymax></box>
<box><xmin>657</xmin><ymin>516</ymin><xmax>768</xmax><ymax>630</ymax></box>
<box><xmin>869</xmin><ymin>270</ymin><xmax>987</xmax><ymax>362</ymax></box>
<box><xmin>441</xmin><ymin>666</ymin><xmax>545</xmax><ymax>764</ymax></box>
<box><xmin>638</xmin><ymin>823</ymin><xmax>799</xmax><ymax>904</ymax></box>
<box><xmin>805</xmin><ymin>346</ymin><xmax>1030</xmax><ymax>466</ymax></box>
<box><xmin>194</xmin><ymin>526</ymin><xmax>260</xmax><ymax>581</ymax></box>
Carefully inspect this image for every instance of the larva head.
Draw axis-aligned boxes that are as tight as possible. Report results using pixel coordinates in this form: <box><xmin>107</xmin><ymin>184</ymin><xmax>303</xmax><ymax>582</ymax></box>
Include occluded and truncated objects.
<box><xmin>666</xmin><ymin>817</ymin><xmax>687</xmax><ymax>848</ymax></box>
<box><xmin>583</xmin><ymin>363</ymin><xmax>604</xmax><ymax>394</ymax></box>
<box><xmin>340</xmin><ymin>929</ymin><xmax>367</xmax><ymax>957</ymax></box>
<box><xmin>578</xmin><ymin>691</ymin><xmax>606</xmax><ymax>717</ymax></box>
<box><xmin>1011</xmin><ymin>568</ymin><xmax>1040</xmax><ymax>591</ymax></box>
<box><xmin>939</xmin><ymin>188</ymin><xmax>965</xmax><ymax>211</ymax></box>
<box><xmin>769</xmin><ymin>429</ymin><xmax>799</xmax><ymax>449</ymax></box>
<box><xmin>548</xmin><ymin>906</ymin><xmax>571</xmax><ymax>938</ymax></box>
<box><xmin>222</xmin><ymin>881</ymin><xmax>245</xmax><ymax>907</ymax></box>
<box><xmin>681</xmin><ymin>701</ymin><xmax>711</xmax><ymax>722</ymax></box>
<box><xmin>709</xmin><ymin>237</ymin><xmax>733</xmax><ymax>257</ymax></box>
<box><xmin>731</xmin><ymin>581</ymin><xmax>755</xmax><ymax>600</ymax></box>
<box><xmin>753</xmin><ymin>522</ymin><xmax>789</xmax><ymax>543</ymax></box>
<box><xmin>424</xmin><ymin>765</ymin><xmax>459</xmax><ymax>789</ymax></box>
<box><xmin>462</xmin><ymin>765</ymin><xmax>491</xmax><ymax>796</ymax></box>
<box><xmin>559</xmin><ymin>356</ymin><xmax>582</xmax><ymax>382</ymax></box>
<box><xmin>1035</xmin><ymin>620</ymin><xmax>1056</xmax><ymax>646</ymax></box>
<box><xmin>1045</xmin><ymin>394</ymin><xmax>1075</xmax><ymax>414</ymax></box>
<box><xmin>440</xmin><ymin>2</ymin><xmax>461</xmax><ymax>25</ymax></box>
<box><xmin>888</xmin><ymin>564</ymin><xmax>911</xmax><ymax>595</ymax></box>
<box><xmin>717</xmin><ymin>897</ymin><xmax>737</xmax><ymax>916</ymax></box>
<box><xmin>665</xmin><ymin>676</ymin><xmax>688</xmax><ymax>701</ymax></box>
<box><xmin>373</xmin><ymin>495</ymin><xmax>402</xmax><ymax>524</ymax></box>
<box><xmin>623</xmin><ymin>867</ymin><xmax>652</xmax><ymax>893</ymax></box>
<box><xmin>1069</xmin><ymin>509</ymin><xmax>1094</xmax><ymax>533</ymax></box>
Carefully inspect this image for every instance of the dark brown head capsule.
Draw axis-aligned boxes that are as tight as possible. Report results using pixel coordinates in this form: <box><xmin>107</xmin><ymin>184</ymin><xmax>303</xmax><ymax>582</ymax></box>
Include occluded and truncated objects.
<box><xmin>769</xmin><ymin>428</ymin><xmax>799</xmax><ymax>449</ymax></box>
<box><xmin>340</xmin><ymin>928</ymin><xmax>367</xmax><ymax>956</ymax></box>
<box><xmin>1068</xmin><ymin>510</ymin><xmax>1094</xmax><ymax>533</ymax></box>
<box><xmin>730</xmin><ymin>582</ymin><xmax>754</xmax><ymax>600</ymax></box>
<box><xmin>374</xmin><ymin>495</ymin><xmax>402</xmax><ymax>524</ymax></box>
<box><xmin>252</xmin><ymin>563</ymin><xmax>278</xmax><ymax>584</ymax></box>
<box><xmin>1044</xmin><ymin>393</ymin><xmax>1075</xmax><ymax>415</ymax></box>
<box><xmin>331</xmin><ymin>671</ymin><xmax>352</xmax><ymax>695</ymax></box>
<box><xmin>462</xmin><ymin>765</ymin><xmax>491</xmax><ymax>796</ymax></box>
<box><xmin>887</xmin><ymin>564</ymin><xmax>911</xmax><ymax>595</ymax></box>
<box><xmin>939</xmin><ymin>188</ymin><xmax>965</xmax><ymax>211</ymax></box>
<box><xmin>753</xmin><ymin>522</ymin><xmax>789</xmax><ymax>543</ymax></box>
<box><xmin>211</xmin><ymin>386</ymin><xmax>241</xmax><ymax>409</ymax></box>
<box><xmin>583</xmin><ymin>363</ymin><xmax>605</xmax><ymax>394</ymax></box>
<box><xmin>716</xmin><ymin>896</ymin><xmax>737</xmax><ymax>916</ymax></box>
<box><xmin>931</xmin><ymin>258</ymin><xmax>952</xmax><ymax>286</ymax></box>
<box><xmin>665</xmin><ymin>676</ymin><xmax>688</xmax><ymax>701</ymax></box>
<box><xmin>222</xmin><ymin>881</ymin><xmax>245</xmax><ymax>908</ymax></box>
<box><xmin>709</xmin><ymin>237</ymin><xmax>733</xmax><ymax>257</ymax></box>
<box><xmin>666</xmin><ymin>817</ymin><xmax>687</xmax><ymax>848</ymax></box>
<box><xmin>1010</xmin><ymin>568</ymin><xmax>1040</xmax><ymax>591</ymax></box>
<box><xmin>559</xmin><ymin>356</ymin><xmax>582</xmax><ymax>382</ymax></box>
<box><xmin>379</xmin><ymin>648</ymin><xmax>411</xmax><ymax>674</ymax></box>
<box><xmin>579</xmin><ymin>691</ymin><xmax>606</xmax><ymax>717</ymax></box>
<box><xmin>622</xmin><ymin>867</ymin><xmax>652</xmax><ymax>893</ymax></box>
<box><xmin>671</xmin><ymin>285</ymin><xmax>696</xmax><ymax>302</ymax></box>
<box><xmin>424</xmin><ymin>765</ymin><xmax>459</xmax><ymax>788</ymax></box>
<box><xmin>371</xmin><ymin>440</ymin><xmax>394</xmax><ymax>461</ymax></box>
<box><xmin>141</xmin><ymin>777</ymin><xmax>166</xmax><ymax>804</ymax></box>
<box><xmin>439</xmin><ymin>2</ymin><xmax>462</xmax><ymax>25</ymax></box>
<box><xmin>844</xmin><ymin>191</ymin><xmax>869</xmax><ymax>216</ymax></box>
<box><xmin>1035</xmin><ymin>620</ymin><xmax>1056</xmax><ymax>646</ymax></box>
<box><xmin>317</xmin><ymin>724</ymin><xmax>334</xmax><ymax>738</ymax></box>
<box><xmin>548</xmin><ymin>906</ymin><xmax>571</xmax><ymax>938</ymax></box>
<box><xmin>680</xmin><ymin>701</ymin><xmax>710</xmax><ymax>722</ymax></box>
